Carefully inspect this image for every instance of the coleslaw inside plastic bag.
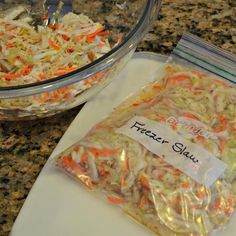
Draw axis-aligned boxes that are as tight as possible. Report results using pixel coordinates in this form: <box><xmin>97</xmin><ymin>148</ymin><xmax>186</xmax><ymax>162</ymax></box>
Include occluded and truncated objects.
<box><xmin>54</xmin><ymin>33</ymin><xmax>236</xmax><ymax>236</ymax></box>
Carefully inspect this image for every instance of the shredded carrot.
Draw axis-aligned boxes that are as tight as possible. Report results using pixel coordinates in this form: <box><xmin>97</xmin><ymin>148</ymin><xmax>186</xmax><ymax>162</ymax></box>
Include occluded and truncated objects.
<box><xmin>213</xmin><ymin>114</ymin><xmax>227</xmax><ymax>132</ymax></box>
<box><xmin>41</xmin><ymin>11</ymin><xmax>49</xmax><ymax>21</ymax></box>
<box><xmin>122</xmin><ymin>158</ymin><xmax>129</xmax><ymax>172</ymax></box>
<box><xmin>0</xmin><ymin>65</ymin><xmax>33</xmax><ymax>79</ymax></box>
<box><xmin>225</xmin><ymin>207</ymin><xmax>233</xmax><ymax>217</ymax></box>
<box><xmin>167</xmin><ymin>75</ymin><xmax>190</xmax><ymax>85</ymax></box>
<box><xmin>219</xmin><ymin>138</ymin><xmax>226</xmax><ymax>154</ymax></box>
<box><xmin>38</xmin><ymin>72</ymin><xmax>47</xmax><ymax>81</ymax></box>
<box><xmin>82</xmin><ymin>178</ymin><xmax>93</xmax><ymax>189</ymax></box>
<box><xmin>98</xmin><ymin>30</ymin><xmax>110</xmax><ymax>36</ymax></box>
<box><xmin>138</xmin><ymin>195</ymin><xmax>149</xmax><ymax>209</ymax></box>
<box><xmin>230</xmin><ymin>122</ymin><xmax>236</xmax><ymax>133</ymax></box>
<box><xmin>63</xmin><ymin>92</ymin><xmax>72</xmax><ymax>99</ymax></box>
<box><xmin>140</xmin><ymin>175</ymin><xmax>150</xmax><ymax>191</ymax></box>
<box><xmin>62</xmin><ymin>155</ymin><xmax>72</xmax><ymax>166</ymax></box>
<box><xmin>117</xmin><ymin>35</ymin><xmax>123</xmax><ymax>45</ymax></box>
<box><xmin>48</xmin><ymin>38</ymin><xmax>60</xmax><ymax>50</ymax></box>
<box><xmin>120</xmin><ymin>175</ymin><xmax>127</xmax><ymax>187</ymax></box>
<box><xmin>212</xmin><ymin>198</ymin><xmax>221</xmax><ymax>210</ymax></box>
<box><xmin>87</xmin><ymin>26</ymin><xmax>104</xmax><ymax>38</ymax></box>
<box><xmin>62</xmin><ymin>156</ymin><xmax>84</xmax><ymax>174</ymax></box>
<box><xmin>20</xmin><ymin>65</ymin><xmax>33</xmax><ymax>76</ymax></box>
<box><xmin>76</xmin><ymin>35</ymin><xmax>85</xmax><ymax>41</ymax></box>
<box><xmin>6</xmin><ymin>43</ymin><xmax>15</xmax><ymax>49</ymax></box>
<box><xmin>73</xmin><ymin>145</ymin><xmax>80</xmax><ymax>152</ymax></box>
<box><xmin>142</xmin><ymin>98</ymin><xmax>152</xmax><ymax>103</ymax></box>
<box><xmin>94</xmin><ymin>124</ymin><xmax>113</xmax><ymax>130</ymax></box>
<box><xmin>12</xmin><ymin>55</ymin><xmax>20</xmax><ymax>64</ymax></box>
<box><xmin>227</xmin><ymin>197</ymin><xmax>236</xmax><ymax>207</ymax></box>
<box><xmin>191</xmin><ymin>70</ymin><xmax>208</xmax><ymax>78</ymax></box>
<box><xmin>172</xmin><ymin>197</ymin><xmax>182</xmax><ymax>205</ymax></box>
<box><xmin>48</xmin><ymin>24</ymin><xmax>59</xmax><ymax>30</ymax></box>
<box><xmin>41</xmin><ymin>15</ymin><xmax>48</xmax><ymax>21</ymax></box>
<box><xmin>60</xmin><ymin>34</ymin><xmax>70</xmax><ymax>41</ymax></box>
<box><xmin>180</xmin><ymin>183</ymin><xmax>191</xmax><ymax>189</ymax></box>
<box><xmin>58</xmin><ymin>87</ymin><xmax>68</xmax><ymax>93</ymax></box>
<box><xmin>158</xmin><ymin>116</ymin><xmax>166</xmax><ymax>122</ymax></box>
<box><xmin>86</xmin><ymin>36</ymin><xmax>95</xmax><ymax>43</ymax></box>
<box><xmin>158</xmin><ymin>174</ymin><xmax>164</xmax><ymax>181</ymax></box>
<box><xmin>107</xmin><ymin>195</ymin><xmax>128</xmax><ymax>204</ymax></box>
<box><xmin>98</xmin><ymin>162</ymin><xmax>109</xmax><ymax>177</ymax></box>
<box><xmin>171</xmin><ymin>121</ymin><xmax>177</xmax><ymax>129</ymax></box>
<box><xmin>214</xmin><ymin>79</ymin><xmax>229</xmax><ymax>87</ymax></box>
<box><xmin>67</xmin><ymin>48</ymin><xmax>74</xmax><ymax>53</ymax></box>
<box><xmin>99</xmin><ymin>37</ymin><xmax>104</xmax><ymax>42</ymax></box>
<box><xmin>132</xmin><ymin>103</ymin><xmax>140</xmax><ymax>107</ymax></box>
<box><xmin>98</xmin><ymin>42</ymin><xmax>106</xmax><ymax>47</ymax></box>
<box><xmin>40</xmin><ymin>93</ymin><xmax>49</xmax><ymax>101</ymax></box>
<box><xmin>196</xmin><ymin>136</ymin><xmax>204</xmax><ymax>142</ymax></box>
<box><xmin>54</xmin><ymin>67</ymin><xmax>75</xmax><ymax>76</ymax></box>
<box><xmin>0</xmin><ymin>73</ymin><xmax>19</xmax><ymax>79</ymax></box>
<box><xmin>182</xmin><ymin>112</ymin><xmax>199</xmax><ymax>120</ymax></box>
<box><xmin>88</xmin><ymin>147</ymin><xmax>118</xmax><ymax>156</ymax></box>
<box><xmin>152</xmin><ymin>83</ymin><xmax>163</xmax><ymax>91</ymax></box>
<box><xmin>86</xmin><ymin>26</ymin><xmax>107</xmax><ymax>43</ymax></box>
<box><xmin>197</xmin><ymin>188</ymin><xmax>206</xmax><ymax>198</ymax></box>
<box><xmin>172</xmin><ymin>169</ymin><xmax>181</xmax><ymax>176</ymax></box>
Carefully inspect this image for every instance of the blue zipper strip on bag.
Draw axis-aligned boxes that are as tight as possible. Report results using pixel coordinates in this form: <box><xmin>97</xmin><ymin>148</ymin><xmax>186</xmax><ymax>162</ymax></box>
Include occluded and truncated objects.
<box><xmin>171</xmin><ymin>32</ymin><xmax>236</xmax><ymax>84</ymax></box>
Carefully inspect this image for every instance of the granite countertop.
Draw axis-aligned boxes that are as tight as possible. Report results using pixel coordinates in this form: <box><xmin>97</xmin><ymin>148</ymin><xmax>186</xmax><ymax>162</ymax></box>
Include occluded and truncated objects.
<box><xmin>0</xmin><ymin>0</ymin><xmax>235</xmax><ymax>235</ymax></box>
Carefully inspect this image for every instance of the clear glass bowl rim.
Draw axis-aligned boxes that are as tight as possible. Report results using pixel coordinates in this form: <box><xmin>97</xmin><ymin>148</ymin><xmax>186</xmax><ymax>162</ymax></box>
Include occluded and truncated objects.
<box><xmin>0</xmin><ymin>0</ymin><xmax>161</xmax><ymax>98</ymax></box>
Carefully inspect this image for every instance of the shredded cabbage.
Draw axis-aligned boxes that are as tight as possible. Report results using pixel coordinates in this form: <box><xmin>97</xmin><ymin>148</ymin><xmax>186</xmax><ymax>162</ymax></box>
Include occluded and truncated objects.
<box><xmin>56</xmin><ymin>64</ymin><xmax>236</xmax><ymax>236</ymax></box>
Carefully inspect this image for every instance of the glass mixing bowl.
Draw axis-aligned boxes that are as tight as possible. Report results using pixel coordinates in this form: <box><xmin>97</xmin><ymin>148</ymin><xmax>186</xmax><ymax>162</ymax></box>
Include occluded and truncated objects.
<box><xmin>0</xmin><ymin>0</ymin><xmax>161</xmax><ymax>120</ymax></box>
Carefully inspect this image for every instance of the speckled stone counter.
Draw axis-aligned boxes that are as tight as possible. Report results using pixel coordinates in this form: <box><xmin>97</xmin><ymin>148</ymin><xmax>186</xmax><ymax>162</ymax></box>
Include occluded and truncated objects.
<box><xmin>0</xmin><ymin>0</ymin><xmax>235</xmax><ymax>235</ymax></box>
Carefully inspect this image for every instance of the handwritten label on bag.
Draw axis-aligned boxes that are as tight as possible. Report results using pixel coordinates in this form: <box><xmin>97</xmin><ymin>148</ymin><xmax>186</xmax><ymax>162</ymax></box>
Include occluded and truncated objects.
<box><xmin>116</xmin><ymin>116</ymin><xmax>227</xmax><ymax>187</ymax></box>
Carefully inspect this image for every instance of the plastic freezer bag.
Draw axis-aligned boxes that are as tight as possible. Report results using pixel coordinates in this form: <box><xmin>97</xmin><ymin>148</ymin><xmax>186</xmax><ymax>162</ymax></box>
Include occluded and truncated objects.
<box><xmin>54</xmin><ymin>33</ymin><xmax>236</xmax><ymax>236</ymax></box>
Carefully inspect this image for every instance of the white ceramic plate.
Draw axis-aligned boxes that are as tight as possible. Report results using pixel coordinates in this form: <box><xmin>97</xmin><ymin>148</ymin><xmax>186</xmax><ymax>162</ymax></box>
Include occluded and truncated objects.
<box><xmin>11</xmin><ymin>52</ymin><xmax>236</xmax><ymax>236</ymax></box>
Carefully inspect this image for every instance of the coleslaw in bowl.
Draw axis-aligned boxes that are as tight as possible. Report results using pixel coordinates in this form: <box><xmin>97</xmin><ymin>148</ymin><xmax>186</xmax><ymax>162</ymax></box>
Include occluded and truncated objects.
<box><xmin>0</xmin><ymin>0</ymin><xmax>161</xmax><ymax>120</ymax></box>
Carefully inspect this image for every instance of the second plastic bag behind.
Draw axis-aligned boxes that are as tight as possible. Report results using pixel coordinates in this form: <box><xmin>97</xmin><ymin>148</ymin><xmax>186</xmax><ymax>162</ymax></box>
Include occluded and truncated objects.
<box><xmin>55</xmin><ymin>33</ymin><xmax>236</xmax><ymax>236</ymax></box>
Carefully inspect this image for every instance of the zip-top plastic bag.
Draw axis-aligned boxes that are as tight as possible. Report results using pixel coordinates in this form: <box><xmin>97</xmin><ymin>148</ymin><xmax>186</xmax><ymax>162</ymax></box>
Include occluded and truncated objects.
<box><xmin>54</xmin><ymin>33</ymin><xmax>236</xmax><ymax>236</ymax></box>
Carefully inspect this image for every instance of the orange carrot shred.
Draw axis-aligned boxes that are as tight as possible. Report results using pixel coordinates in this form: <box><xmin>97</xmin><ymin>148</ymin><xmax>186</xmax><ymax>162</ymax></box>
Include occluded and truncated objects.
<box><xmin>180</xmin><ymin>183</ymin><xmax>191</xmax><ymax>189</ymax></box>
<box><xmin>41</xmin><ymin>15</ymin><xmax>48</xmax><ymax>21</ymax></box>
<box><xmin>214</xmin><ymin>79</ymin><xmax>228</xmax><ymax>87</ymax></box>
<box><xmin>87</xmin><ymin>26</ymin><xmax>104</xmax><ymax>38</ymax></box>
<box><xmin>117</xmin><ymin>35</ymin><xmax>123</xmax><ymax>44</ymax></box>
<box><xmin>140</xmin><ymin>175</ymin><xmax>150</xmax><ymax>191</ymax></box>
<box><xmin>107</xmin><ymin>195</ymin><xmax>127</xmax><ymax>204</ymax></box>
<box><xmin>152</xmin><ymin>84</ymin><xmax>162</xmax><ymax>90</ymax></box>
<box><xmin>213</xmin><ymin>114</ymin><xmax>227</xmax><ymax>133</ymax></box>
<box><xmin>213</xmin><ymin>198</ymin><xmax>221</xmax><ymax>210</ymax></box>
<box><xmin>62</xmin><ymin>156</ymin><xmax>84</xmax><ymax>174</ymax></box>
<box><xmin>48</xmin><ymin>24</ymin><xmax>59</xmax><ymax>30</ymax></box>
<box><xmin>88</xmin><ymin>147</ymin><xmax>118</xmax><ymax>156</ymax></box>
<box><xmin>60</xmin><ymin>34</ymin><xmax>70</xmax><ymax>41</ymax></box>
<box><xmin>197</xmin><ymin>188</ymin><xmax>206</xmax><ymax>198</ymax></box>
<box><xmin>97</xmin><ymin>30</ymin><xmax>110</xmax><ymax>36</ymax></box>
<box><xmin>182</xmin><ymin>112</ymin><xmax>199</xmax><ymax>120</ymax></box>
<box><xmin>98</xmin><ymin>42</ymin><xmax>106</xmax><ymax>47</ymax></box>
<box><xmin>123</xmin><ymin>158</ymin><xmax>129</xmax><ymax>171</ymax></box>
<box><xmin>86</xmin><ymin>36</ymin><xmax>95</xmax><ymax>43</ymax></box>
<box><xmin>219</xmin><ymin>138</ymin><xmax>226</xmax><ymax>153</ymax></box>
<box><xmin>6</xmin><ymin>43</ymin><xmax>15</xmax><ymax>49</ymax></box>
<box><xmin>0</xmin><ymin>65</ymin><xmax>33</xmax><ymax>79</ymax></box>
<box><xmin>48</xmin><ymin>38</ymin><xmax>60</xmax><ymax>50</ymax></box>
<box><xmin>225</xmin><ymin>207</ymin><xmax>233</xmax><ymax>217</ymax></box>
<box><xmin>167</xmin><ymin>75</ymin><xmax>190</xmax><ymax>85</ymax></box>
<box><xmin>138</xmin><ymin>195</ymin><xmax>148</xmax><ymax>209</ymax></box>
